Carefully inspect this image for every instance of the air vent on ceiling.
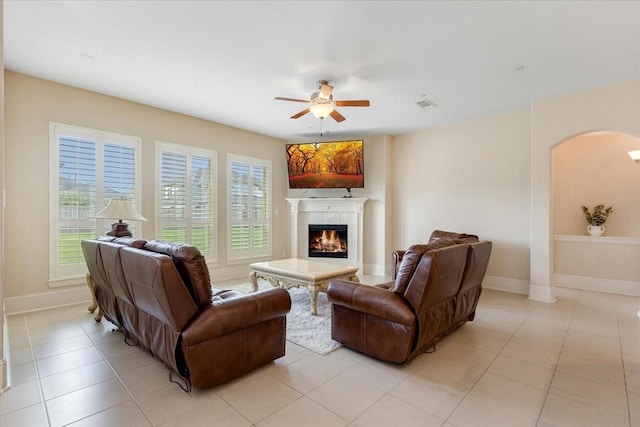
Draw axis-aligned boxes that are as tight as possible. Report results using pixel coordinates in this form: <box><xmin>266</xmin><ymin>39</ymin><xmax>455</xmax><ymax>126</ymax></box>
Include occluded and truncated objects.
<box><xmin>416</xmin><ymin>98</ymin><xmax>436</xmax><ymax>110</ymax></box>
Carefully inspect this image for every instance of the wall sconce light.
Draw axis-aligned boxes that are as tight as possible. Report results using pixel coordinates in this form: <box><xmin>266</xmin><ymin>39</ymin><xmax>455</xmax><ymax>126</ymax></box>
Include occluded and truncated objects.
<box><xmin>93</xmin><ymin>198</ymin><xmax>147</xmax><ymax>237</ymax></box>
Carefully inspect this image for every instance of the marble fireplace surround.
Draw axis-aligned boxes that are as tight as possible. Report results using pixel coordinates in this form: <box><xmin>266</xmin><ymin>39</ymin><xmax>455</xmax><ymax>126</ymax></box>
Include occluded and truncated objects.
<box><xmin>286</xmin><ymin>198</ymin><xmax>367</xmax><ymax>271</ymax></box>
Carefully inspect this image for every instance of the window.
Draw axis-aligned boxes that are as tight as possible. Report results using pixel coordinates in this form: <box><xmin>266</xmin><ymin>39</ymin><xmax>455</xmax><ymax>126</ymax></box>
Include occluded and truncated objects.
<box><xmin>228</xmin><ymin>154</ymin><xmax>272</xmax><ymax>261</ymax></box>
<box><xmin>49</xmin><ymin>123</ymin><xmax>141</xmax><ymax>282</ymax></box>
<box><xmin>157</xmin><ymin>142</ymin><xmax>216</xmax><ymax>259</ymax></box>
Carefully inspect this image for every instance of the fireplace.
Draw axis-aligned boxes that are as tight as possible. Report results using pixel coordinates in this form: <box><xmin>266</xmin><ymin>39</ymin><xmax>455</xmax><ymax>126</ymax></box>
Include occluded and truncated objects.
<box><xmin>308</xmin><ymin>224</ymin><xmax>348</xmax><ymax>258</ymax></box>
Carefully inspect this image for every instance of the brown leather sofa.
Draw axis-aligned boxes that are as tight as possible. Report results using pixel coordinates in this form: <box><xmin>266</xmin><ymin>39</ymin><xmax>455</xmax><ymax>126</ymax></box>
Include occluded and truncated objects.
<box><xmin>81</xmin><ymin>237</ymin><xmax>291</xmax><ymax>390</ymax></box>
<box><xmin>327</xmin><ymin>230</ymin><xmax>491</xmax><ymax>364</ymax></box>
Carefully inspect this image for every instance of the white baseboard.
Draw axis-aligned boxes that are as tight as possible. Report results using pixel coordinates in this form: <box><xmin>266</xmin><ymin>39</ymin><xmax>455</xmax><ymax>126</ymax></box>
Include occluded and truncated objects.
<box><xmin>554</xmin><ymin>273</ymin><xmax>640</xmax><ymax>297</ymax></box>
<box><xmin>4</xmin><ymin>287</ymin><xmax>92</xmax><ymax>315</ymax></box>
<box><xmin>1</xmin><ymin>309</ymin><xmax>9</xmax><ymax>393</ymax></box>
<box><xmin>17</xmin><ymin>272</ymin><xmax>632</xmax><ymax>316</ymax></box>
<box><xmin>483</xmin><ymin>274</ymin><xmax>640</xmax><ymax>302</ymax></box>
<box><xmin>363</xmin><ymin>263</ymin><xmax>387</xmax><ymax>277</ymax></box>
<box><xmin>210</xmin><ymin>265</ymin><xmax>252</xmax><ymax>283</ymax></box>
<box><xmin>212</xmin><ymin>263</ymin><xmax>390</xmax><ymax>283</ymax></box>
<box><xmin>528</xmin><ymin>283</ymin><xmax>557</xmax><ymax>303</ymax></box>
<box><xmin>483</xmin><ymin>275</ymin><xmax>530</xmax><ymax>296</ymax></box>
<box><xmin>4</xmin><ymin>265</ymin><xmax>257</xmax><ymax>316</ymax></box>
<box><xmin>0</xmin><ymin>358</ymin><xmax>7</xmax><ymax>394</ymax></box>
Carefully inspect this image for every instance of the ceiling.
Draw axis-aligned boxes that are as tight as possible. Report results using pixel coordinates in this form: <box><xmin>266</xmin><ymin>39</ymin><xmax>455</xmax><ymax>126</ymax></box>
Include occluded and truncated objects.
<box><xmin>4</xmin><ymin>1</ymin><xmax>640</xmax><ymax>142</ymax></box>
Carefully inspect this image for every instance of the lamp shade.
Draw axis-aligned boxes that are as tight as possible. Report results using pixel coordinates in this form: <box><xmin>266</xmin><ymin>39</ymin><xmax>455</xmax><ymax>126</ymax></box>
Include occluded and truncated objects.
<box><xmin>309</xmin><ymin>103</ymin><xmax>334</xmax><ymax>119</ymax></box>
<box><xmin>628</xmin><ymin>150</ymin><xmax>640</xmax><ymax>163</ymax></box>
<box><xmin>93</xmin><ymin>198</ymin><xmax>147</xmax><ymax>221</ymax></box>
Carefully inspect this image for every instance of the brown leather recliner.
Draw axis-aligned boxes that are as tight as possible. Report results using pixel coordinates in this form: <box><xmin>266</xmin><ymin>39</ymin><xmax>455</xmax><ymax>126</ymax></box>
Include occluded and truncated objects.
<box><xmin>82</xmin><ymin>238</ymin><xmax>291</xmax><ymax>389</ymax></box>
<box><xmin>452</xmin><ymin>240</ymin><xmax>492</xmax><ymax>328</ymax></box>
<box><xmin>392</xmin><ymin>230</ymin><xmax>479</xmax><ymax>280</ymax></box>
<box><xmin>82</xmin><ymin>237</ymin><xmax>146</xmax><ymax>329</ymax></box>
<box><xmin>327</xmin><ymin>231</ymin><xmax>491</xmax><ymax>364</ymax></box>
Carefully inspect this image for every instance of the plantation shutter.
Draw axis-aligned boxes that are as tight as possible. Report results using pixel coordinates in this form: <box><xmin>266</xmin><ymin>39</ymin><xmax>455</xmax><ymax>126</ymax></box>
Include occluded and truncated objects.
<box><xmin>160</xmin><ymin>151</ymin><xmax>188</xmax><ymax>243</ymax></box>
<box><xmin>157</xmin><ymin>142</ymin><xmax>216</xmax><ymax>258</ymax></box>
<box><xmin>228</xmin><ymin>155</ymin><xmax>271</xmax><ymax>260</ymax></box>
<box><xmin>230</xmin><ymin>161</ymin><xmax>250</xmax><ymax>253</ymax></box>
<box><xmin>251</xmin><ymin>164</ymin><xmax>270</xmax><ymax>250</ymax></box>
<box><xmin>190</xmin><ymin>155</ymin><xmax>215</xmax><ymax>252</ymax></box>
<box><xmin>57</xmin><ymin>136</ymin><xmax>97</xmax><ymax>268</ymax></box>
<box><xmin>103</xmin><ymin>142</ymin><xmax>137</xmax><ymax>234</ymax></box>
<box><xmin>50</xmin><ymin>123</ymin><xmax>141</xmax><ymax>283</ymax></box>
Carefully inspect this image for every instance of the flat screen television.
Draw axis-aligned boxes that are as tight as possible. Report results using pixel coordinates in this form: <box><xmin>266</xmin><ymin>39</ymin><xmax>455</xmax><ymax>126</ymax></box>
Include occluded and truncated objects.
<box><xmin>286</xmin><ymin>140</ymin><xmax>364</xmax><ymax>189</ymax></box>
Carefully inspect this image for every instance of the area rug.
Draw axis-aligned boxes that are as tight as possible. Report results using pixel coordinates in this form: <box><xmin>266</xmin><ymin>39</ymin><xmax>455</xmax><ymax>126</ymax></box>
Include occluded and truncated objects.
<box><xmin>285</xmin><ymin>287</ymin><xmax>342</xmax><ymax>355</ymax></box>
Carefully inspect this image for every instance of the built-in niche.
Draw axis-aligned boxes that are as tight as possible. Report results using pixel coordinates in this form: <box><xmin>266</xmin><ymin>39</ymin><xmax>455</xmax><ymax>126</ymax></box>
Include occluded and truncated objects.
<box><xmin>552</xmin><ymin>131</ymin><xmax>640</xmax><ymax>296</ymax></box>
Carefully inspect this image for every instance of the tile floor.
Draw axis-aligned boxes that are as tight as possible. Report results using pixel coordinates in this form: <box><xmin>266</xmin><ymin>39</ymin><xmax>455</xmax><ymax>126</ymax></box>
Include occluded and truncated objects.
<box><xmin>1</xmin><ymin>278</ymin><xmax>639</xmax><ymax>426</ymax></box>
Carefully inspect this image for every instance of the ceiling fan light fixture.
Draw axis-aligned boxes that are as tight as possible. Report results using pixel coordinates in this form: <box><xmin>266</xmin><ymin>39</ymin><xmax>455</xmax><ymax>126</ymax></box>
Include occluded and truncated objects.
<box><xmin>309</xmin><ymin>103</ymin><xmax>334</xmax><ymax>119</ymax></box>
<box><xmin>311</xmin><ymin>90</ymin><xmax>333</xmax><ymax>101</ymax></box>
<box><xmin>275</xmin><ymin>80</ymin><xmax>368</xmax><ymax>122</ymax></box>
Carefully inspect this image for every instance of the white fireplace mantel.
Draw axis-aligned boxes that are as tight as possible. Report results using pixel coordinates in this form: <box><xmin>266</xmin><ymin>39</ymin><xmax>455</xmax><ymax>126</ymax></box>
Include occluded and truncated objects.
<box><xmin>286</xmin><ymin>198</ymin><xmax>367</xmax><ymax>270</ymax></box>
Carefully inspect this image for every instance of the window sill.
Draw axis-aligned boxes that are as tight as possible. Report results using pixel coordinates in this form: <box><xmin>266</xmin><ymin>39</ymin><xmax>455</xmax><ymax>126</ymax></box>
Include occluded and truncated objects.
<box><xmin>226</xmin><ymin>255</ymin><xmax>273</xmax><ymax>266</ymax></box>
<box><xmin>48</xmin><ymin>275</ymin><xmax>87</xmax><ymax>288</ymax></box>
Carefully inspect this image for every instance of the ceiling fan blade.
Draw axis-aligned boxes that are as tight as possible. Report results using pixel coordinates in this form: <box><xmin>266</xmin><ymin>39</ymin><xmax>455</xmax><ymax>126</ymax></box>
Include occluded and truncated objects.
<box><xmin>335</xmin><ymin>100</ymin><xmax>370</xmax><ymax>107</ymax></box>
<box><xmin>291</xmin><ymin>108</ymin><xmax>310</xmax><ymax>119</ymax></box>
<box><xmin>319</xmin><ymin>83</ymin><xmax>333</xmax><ymax>99</ymax></box>
<box><xmin>275</xmin><ymin>97</ymin><xmax>309</xmax><ymax>103</ymax></box>
<box><xmin>329</xmin><ymin>109</ymin><xmax>346</xmax><ymax>122</ymax></box>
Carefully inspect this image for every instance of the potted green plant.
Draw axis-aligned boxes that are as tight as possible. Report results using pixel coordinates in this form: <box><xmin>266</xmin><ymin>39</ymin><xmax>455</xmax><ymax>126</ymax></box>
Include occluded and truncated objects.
<box><xmin>581</xmin><ymin>204</ymin><xmax>613</xmax><ymax>236</ymax></box>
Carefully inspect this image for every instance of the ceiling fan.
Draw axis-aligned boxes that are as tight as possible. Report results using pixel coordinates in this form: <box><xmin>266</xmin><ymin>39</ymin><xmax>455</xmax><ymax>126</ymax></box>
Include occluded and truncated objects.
<box><xmin>275</xmin><ymin>80</ymin><xmax>370</xmax><ymax>122</ymax></box>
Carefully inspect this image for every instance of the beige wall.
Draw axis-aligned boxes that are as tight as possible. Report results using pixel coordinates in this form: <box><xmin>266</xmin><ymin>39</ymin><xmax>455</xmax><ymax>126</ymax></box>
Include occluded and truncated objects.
<box><xmin>4</xmin><ymin>68</ymin><xmax>640</xmax><ymax>308</ymax></box>
<box><xmin>391</xmin><ymin>78</ymin><xmax>640</xmax><ymax>299</ymax></box>
<box><xmin>4</xmin><ymin>71</ymin><xmax>288</xmax><ymax>300</ymax></box>
<box><xmin>391</xmin><ymin>109</ymin><xmax>532</xmax><ymax>285</ymax></box>
<box><xmin>553</xmin><ymin>132</ymin><xmax>640</xmax><ymax>237</ymax></box>
<box><xmin>5</xmin><ymin>70</ymin><xmax>394</xmax><ymax>307</ymax></box>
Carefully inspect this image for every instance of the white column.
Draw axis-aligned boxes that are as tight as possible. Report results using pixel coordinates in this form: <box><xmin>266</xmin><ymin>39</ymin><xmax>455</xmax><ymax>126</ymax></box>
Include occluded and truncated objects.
<box><xmin>288</xmin><ymin>198</ymin><xmax>300</xmax><ymax>260</ymax></box>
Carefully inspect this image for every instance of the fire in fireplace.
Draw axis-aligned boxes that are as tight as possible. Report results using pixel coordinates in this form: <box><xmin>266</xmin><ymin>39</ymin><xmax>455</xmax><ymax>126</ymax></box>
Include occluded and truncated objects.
<box><xmin>308</xmin><ymin>224</ymin><xmax>348</xmax><ymax>258</ymax></box>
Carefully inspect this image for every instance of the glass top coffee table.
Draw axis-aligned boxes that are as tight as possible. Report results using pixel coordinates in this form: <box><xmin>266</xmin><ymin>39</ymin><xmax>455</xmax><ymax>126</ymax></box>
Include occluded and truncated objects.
<box><xmin>249</xmin><ymin>258</ymin><xmax>359</xmax><ymax>315</ymax></box>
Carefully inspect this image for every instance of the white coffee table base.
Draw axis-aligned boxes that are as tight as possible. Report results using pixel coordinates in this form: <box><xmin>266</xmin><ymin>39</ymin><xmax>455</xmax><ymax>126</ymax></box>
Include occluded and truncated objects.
<box><xmin>249</xmin><ymin>258</ymin><xmax>359</xmax><ymax>315</ymax></box>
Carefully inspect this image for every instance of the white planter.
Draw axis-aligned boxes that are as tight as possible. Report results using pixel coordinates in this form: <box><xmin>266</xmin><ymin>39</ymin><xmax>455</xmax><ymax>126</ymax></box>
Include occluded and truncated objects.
<box><xmin>587</xmin><ymin>225</ymin><xmax>605</xmax><ymax>236</ymax></box>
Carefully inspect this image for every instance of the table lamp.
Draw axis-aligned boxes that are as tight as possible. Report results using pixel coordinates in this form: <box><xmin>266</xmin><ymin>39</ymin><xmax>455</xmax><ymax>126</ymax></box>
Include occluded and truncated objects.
<box><xmin>93</xmin><ymin>198</ymin><xmax>147</xmax><ymax>237</ymax></box>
